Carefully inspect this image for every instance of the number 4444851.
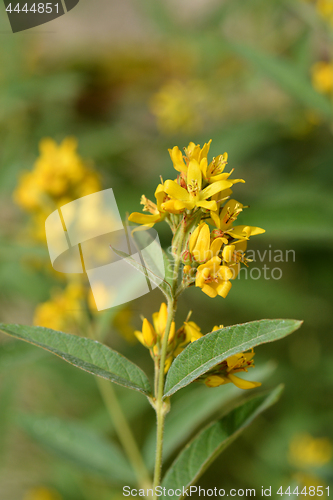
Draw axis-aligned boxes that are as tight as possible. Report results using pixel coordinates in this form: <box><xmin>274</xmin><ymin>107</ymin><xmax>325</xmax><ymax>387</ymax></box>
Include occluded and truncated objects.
<box><xmin>6</xmin><ymin>3</ymin><xmax>59</xmax><ymax>13</ymax></box>
<box><xmin>277</xmin><ymin>486</ymin><xmax>330</xmax><ymax>496</ymax></box>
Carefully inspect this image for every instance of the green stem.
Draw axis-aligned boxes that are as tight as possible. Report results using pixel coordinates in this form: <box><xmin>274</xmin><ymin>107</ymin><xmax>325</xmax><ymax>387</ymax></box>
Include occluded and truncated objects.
<box><xmin>152</xmin><ymin>298</ymin><xmax>174</xmax><ymax>493</ymax></box>
<box><xmin>96</xmin><ymin>377</ymin><xmax>151</xmax><ymax>489</ymax></box>
<box><xmin>83</xmin><ymin>316</ymin><xmax>151</xmax><ymax>489</ymax></box>
<box><xmin>152</xmin><ymin>219</ymin><xmax>187</xmax><ymax>497</ymax></box>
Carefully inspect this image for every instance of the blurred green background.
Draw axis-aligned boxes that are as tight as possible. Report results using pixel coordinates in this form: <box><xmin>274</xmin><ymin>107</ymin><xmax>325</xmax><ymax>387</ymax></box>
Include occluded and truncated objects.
<box><xmin>0</xmin><ymin>0</ymin><xmax>333</xmax><ymax>499</ymax></box>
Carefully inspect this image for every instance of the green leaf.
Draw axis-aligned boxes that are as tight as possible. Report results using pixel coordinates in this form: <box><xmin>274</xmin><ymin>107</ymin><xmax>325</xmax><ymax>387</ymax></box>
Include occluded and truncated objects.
<box><xmin>143</xmin><ymin>362</ymin><xmax>275</xmax><ymax>469</ymax></box>
<box><xmin>112</xmin><ymin>246</ymin><xmax>172</xmax><ymax>299</ymax></box>
<box><xmin>164</xmin><ymin>319</ymin><xmax>302</xmax><ymax>398</ymax></box>
<box><xmin>17</xmin><ymin>413</ymin><xmax>135</xmax><ymax>484</ymax></box>
<box><xmin>161</xmin><ymin>385</ymin><xmax>284</xmax><ymax>496</ymax></box>
<box><xmin>0</xmin><ymin>340</ymin><xmax>45</xmax><ymax>371</ymax></box>
<box><xmin>228</xmin><ymin>42</ymin><xmax>333</xmax><ymax>119</ymax></box>
<box><xmin>0</xmin><ymin>324</ymin><xmax>152</xmax><ymax>396</ymax></box>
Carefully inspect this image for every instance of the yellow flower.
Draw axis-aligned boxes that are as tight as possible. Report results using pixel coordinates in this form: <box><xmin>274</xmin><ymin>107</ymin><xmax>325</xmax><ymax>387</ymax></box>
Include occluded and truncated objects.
<box><xmin>201</xmin><ymin>152</ymin><xmax>245</xmax><ymax>185</ymax></box>
<box><xmin>311</xmin><ymin>61</ymin><xmax>333</xmax><ymax>94</ymax></box>
<box><xmin>204</xmin><ymin>349</ymin><xmax>261</xmax><ymax>390</ymax></box>
<box><xmin>184</xmin><ymin>321</ymin><xmax>203</xmax><ymax>342</ymax></box>
<box><xmin>195</xmin><ymin>256</ymin><xmax>233</xmax><ymax>298</ymax></box>
<box><xmin>168</xmin><ymin>140</ymin><xmax>212</xmax><ymax>173</ymax></box>
<box><xmin>128</xmin><ymin>184</ymin><xmax>168</xmax><ymax>227</ymax></box>
<box><xmin>222</xmin><ymin>240</ymin><xmax>249</xmax><ymax>279</ymax></box>
<box><xmin>289</xmin><ymin>433</ymin><xmax>333</xmax><ymax>468</ymax></box>
<box><xmin>210</xmin><ymin>199</ymin><xmax>265</xmax><ymax>241</ymax></box>
<box><xmin>163</xmin><ymin>159</ymin><xmax>232</xmax><ymax>212</ymax></box>
<box><xmin>189</xmin><ymin>222</ymin><xmax>227</xmax><ymax>263</ymax></box>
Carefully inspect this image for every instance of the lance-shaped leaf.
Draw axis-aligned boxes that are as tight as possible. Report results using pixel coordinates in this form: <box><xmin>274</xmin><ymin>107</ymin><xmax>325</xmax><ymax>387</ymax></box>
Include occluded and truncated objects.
<box><xmin>164</xmin><ymin>319</ymin><xmax>302</xmax><ymax>398</ymax></box>
<box><xmin>143</xmin><ymin>362</ymin><xmax>275</xmax><ymax>469</ymax></box>
<box><xmin>17</xmin><ymin>413</ymin><xmax>135</xmax><ymax>483</ymax></box>
<box><xmin>0</xmin><ymin>324</ymin><xmax>152</xmax><ymax>396</ymax></box>
<box><xmin>162</xmin><ymin>385</ymin><xmax>283</xmax><ymax>497</ymax></box>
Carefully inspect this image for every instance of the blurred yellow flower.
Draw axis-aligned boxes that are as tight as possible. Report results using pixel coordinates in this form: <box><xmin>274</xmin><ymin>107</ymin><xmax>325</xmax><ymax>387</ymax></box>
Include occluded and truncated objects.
<box><xmin>316</xmin><ymin>0</ymin><xmax>333</xmax><ymax>23</ymax></box>
<box><xmin>13</xmin><ymin>137</ymin><xmax>101</xmax><ymax>241</ymax></box>
<box><xmin>112</xmin><ymin>306</ymin><xmax>137</xmax><ymax>343</ymax></box>
<box><xmin>24</xmin><ymin>487</ymin><xmax>62</xmax><ymax>500</ymax></box>
<box><xmin>293</xmin><ymin>473</ymin><xmax>329</xmax><ymax>497</ymax></box>
<box><xmin>150</xmin><ymin>80</ymin><xmax>217</xmax><ymax>134</ymax></box>
<box><xmin>312</xmin><ymin>61</ymin><xmax>333</xmax><ymax>94</ymax></box>
<box><xmin>289</xmin><ymin>433</ymin><xmax>333</xmax><ymax>468</ymax></box>
<box><xmin>33</xmin><ymin>282</ymin><xmax>85</xmax><ymax>331</ymax></box>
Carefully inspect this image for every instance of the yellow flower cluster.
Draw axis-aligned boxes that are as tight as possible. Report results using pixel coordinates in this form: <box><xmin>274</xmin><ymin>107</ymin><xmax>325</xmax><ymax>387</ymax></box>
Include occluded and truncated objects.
<box><xmin>135</xmin><ymin>303</ymin><xmax>260</xmax><ymax>388</ymax></box>
<box><xmin>129</xmin><ymin>140</ymin><xmax>264</xmax><ymax>299</ymax></box>
<box><xmin>13</xmin><ymin>137</ymin><xmax>101</xmax><ymax>241</ymax></box>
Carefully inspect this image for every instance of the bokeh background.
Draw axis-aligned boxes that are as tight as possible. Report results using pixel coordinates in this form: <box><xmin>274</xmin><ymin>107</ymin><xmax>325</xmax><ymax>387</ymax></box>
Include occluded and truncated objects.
<box><xmin>0</xmin><ymin>0</ymin><xmax>333</xmax><ymax>499</ymax></box>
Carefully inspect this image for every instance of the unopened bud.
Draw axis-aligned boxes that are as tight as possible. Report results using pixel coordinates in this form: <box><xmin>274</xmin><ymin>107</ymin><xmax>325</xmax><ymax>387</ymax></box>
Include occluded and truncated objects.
<box><xmin>142</xmin><ymin>318</ymin><xmax>157</xmax><ymax>347</ymax></box>
<box><xmin>204</xmin><ymin>375</ymin><xmax>226</xmax><ymax>388</ymax></box>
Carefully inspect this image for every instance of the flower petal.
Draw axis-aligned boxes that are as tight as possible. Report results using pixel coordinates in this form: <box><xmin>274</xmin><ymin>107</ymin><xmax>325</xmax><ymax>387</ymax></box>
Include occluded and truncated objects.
<box><xmin>164</xmin><ymin>180</ymin><xmax>189</xmax><ymax>201</ymax></box>
<box><xmin>168</xmin><ymin>146</ymin><xmax>186</xmax><ymax>172</ymax></box>
<box><xmin>227</xmin><ymin>373</ymin><xmax>261</xmax><ymax>390</ymax></box>
<box><xmin>187</xmin><ymin>159</ymin><xmax>202</xmax><ymax>192</ymax></box>
<box><xmin>216</xmin><ymin>280</ymin><xmax>232</xmax><ymax>298</ymax></box>
<box><xmin>200</xmin><ymin>180</ymin><xmax>233</xmax><ymax>200</ymax></box>
<box><xmin>128</xmin><ymin>212</ymin><xmax>161</xmax><ymax>226</ymax></box>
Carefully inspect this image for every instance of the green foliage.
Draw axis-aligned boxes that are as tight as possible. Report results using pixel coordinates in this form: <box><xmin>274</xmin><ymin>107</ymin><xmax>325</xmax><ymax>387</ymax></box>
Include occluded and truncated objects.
<box><xmin>161</xmin><ymin>385</ymin><xmax>284</xmax><ymax>497</ymax></box>
<box><xmin>143</xmin><ymin>362</ymin><xmax>275</xmax><ymax>469</ymax></box>
<box><xmin>0</xmin><ymin>324</ymin><xmax>152</xmax><ymax>396</ymax></box>
<box><xmin>17</xmin><ymin>413</ymin><xmax>135</xmax><ymax>484</ymax></box>
<box><xmin>164</xmin><ymin>319</ymin><xmax>302</xmax><ymax>397</ymax></box>
<box><xmin>228</xmin><ymin>42</ymin><xmax>333</xmax><ymax>118</ymax></box>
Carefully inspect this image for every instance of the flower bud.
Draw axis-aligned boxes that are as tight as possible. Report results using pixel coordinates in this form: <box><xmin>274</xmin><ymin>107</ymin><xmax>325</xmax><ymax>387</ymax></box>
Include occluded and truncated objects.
<box><xmin>142</xmin><ymin>318</ymin><xmax>157</xmax><ymax>347</ymax></box>
<box><xmin>204</xmin><ymin>375</ymin><xmax>227</xmax><ymax>387</ymax></box>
